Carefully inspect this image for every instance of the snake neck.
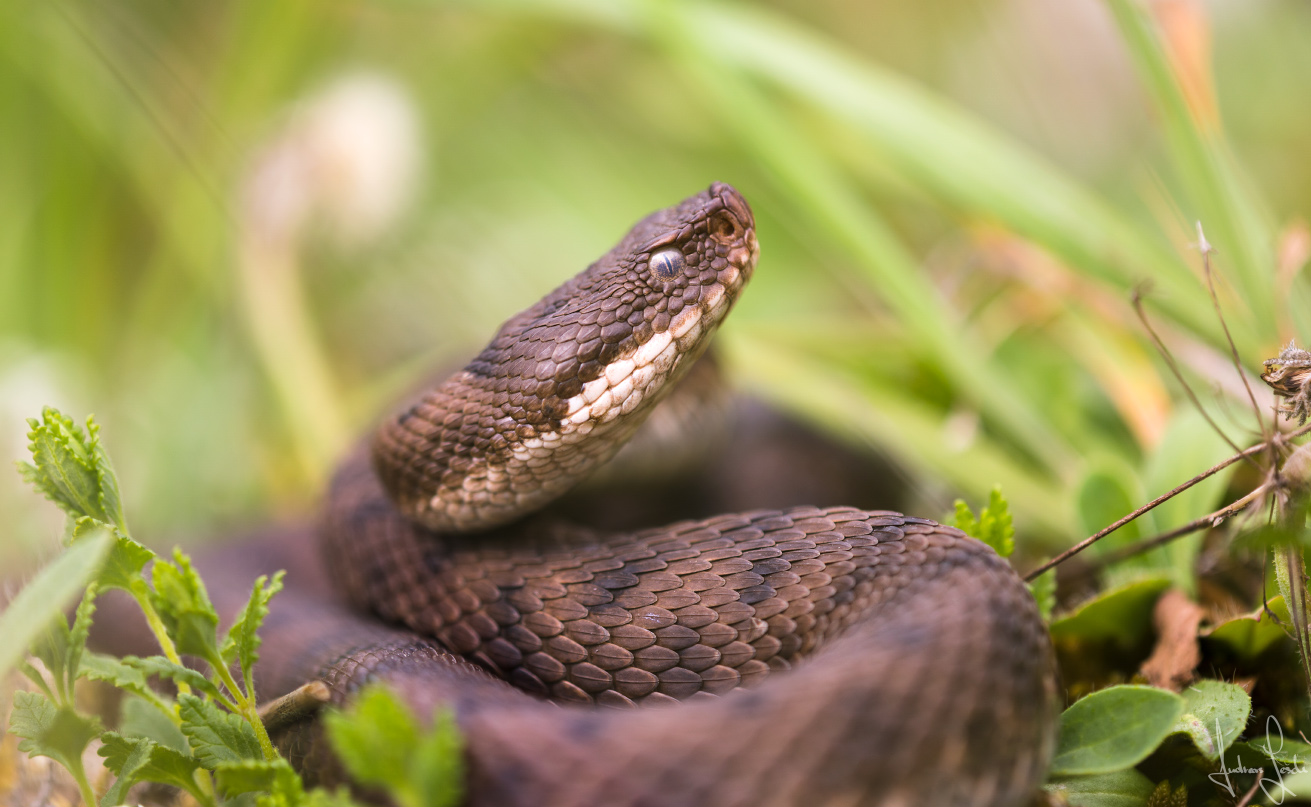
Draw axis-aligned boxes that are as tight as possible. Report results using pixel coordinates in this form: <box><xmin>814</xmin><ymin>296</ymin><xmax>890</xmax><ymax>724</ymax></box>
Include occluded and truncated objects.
<box><xmin>372</xmin><ymin>183</ymin><xmax>758</xmax><ymax>533</ymax></box>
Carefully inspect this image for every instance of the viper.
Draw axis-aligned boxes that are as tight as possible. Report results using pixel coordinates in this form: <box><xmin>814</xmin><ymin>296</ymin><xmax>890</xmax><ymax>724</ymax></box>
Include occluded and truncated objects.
<box><xmin>96</xmin><ymin>183</ymin><xmax>1059</xmax><ymax>806</ymax></box>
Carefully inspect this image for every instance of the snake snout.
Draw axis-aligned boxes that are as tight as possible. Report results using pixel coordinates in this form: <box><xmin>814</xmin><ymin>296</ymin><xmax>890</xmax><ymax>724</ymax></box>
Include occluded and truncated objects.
<box><xmin>708</xmin><ymin>182</ymin><xmax>759</xmax><ymax>282</ymax></box>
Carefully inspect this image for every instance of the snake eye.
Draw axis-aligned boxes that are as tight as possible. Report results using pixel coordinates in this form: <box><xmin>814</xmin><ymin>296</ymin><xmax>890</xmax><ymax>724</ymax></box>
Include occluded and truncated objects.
<box><xmin>649</xmin><ymin>248</ymin><xmax>685</xmax><ymax>282</ymax></box>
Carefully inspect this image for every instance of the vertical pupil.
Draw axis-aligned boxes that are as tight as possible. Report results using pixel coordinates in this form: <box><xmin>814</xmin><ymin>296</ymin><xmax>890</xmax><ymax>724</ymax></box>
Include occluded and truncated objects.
<box><xmin>651</xmin><ymin>249</ymin><xmax>683</xmax><ymax>280</ymax></box>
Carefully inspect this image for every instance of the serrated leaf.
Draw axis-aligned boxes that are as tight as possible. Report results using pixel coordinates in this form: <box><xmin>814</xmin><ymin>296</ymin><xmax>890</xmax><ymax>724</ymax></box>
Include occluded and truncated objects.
<box><xmin>950</xmin><ymin>487</ymin><xmax>1014</xmax><ymax>557</ymax></box>
<box><xmin>9</xmin><ymin>690</ymin><xmax>103</xmax><ymax>774</ymax></box>
<box><xmin>0</xmin><ymin>527</ymin><xmax>113</xmax><ymax>684</ymax></box>
<box><xmin>1046</xmin><ymin>768</ymin><xmax>1156</xmax><ymax>807</ymax></box>
<box><xmin>222</xmin><ymin>571</ymin><xmax>285</xmax><ymax>692</ymax></box>
<box><xmin>411</xmin><ymin>709</ymin><xmax>464</xmax><ymax>807</ymax></box>
<box><xmin>66</xmin><ymin>584</ymin><xmax>98</xmax><ymax>691</ymax></box>
<box><xmin>324</xmin><ymin>685</ymin><xmax>418</xmax><ymax>788</ymax></box>
<box><xmin>1027</xmin><ymin>566</ymin><xmax>1056</xmax><ymax>622</ymax></box>
<box><xmin>88</xmin><ymin>420</ymin><xmax>128</xmax><ymax>535</ymax></box>
<box><xmin>31</xmin><ymin>615</ymin><xmax>71</xmax><ymax>701</ymax></box>
<box><xmin>99</xmin><ymin>732</ymin><xmax>204</xmax><ymax>796</ymax></box>
<box><xmin>214</xmin><ymin>758</ymin><xmax>302</xmax><ymax>799</ymax></box>
<box><xmin>80</xmin><ymin>653</ymin><xmax>172</xmax><ymax>713</ymax></box>
<box><xmin>21</xmin><ymin>408</ymin><xmax>110</xmax><ymax>525</ymax></box>
<box><xmin>123</xmin><ymin>655</ymin><xmax>223</xmax><ymax>700</ymax></box>
<box><xmin>949</xmin><ymin>499</ymin><xmax>977</xmax><ymax>537</ymax></box>
<box><xmin>151</xmin><ymin>550</ymin><xmax>221</xmax><ymax>663</ymax></box>
<box><xmin>119</xmin><ymin>694</ymin><xmax>188</xmax><ymax>754</ymax></box>
<box><xmin>179</xmin><ymin>692</ymin><xmax>262</xmax><ymax>766</ymax></box>
<box><xmin>98</xmin><ymin>733</ymin><xmax>153</xmax><ymax>807</ymax></box>
<box><xmin>979</xmin><ymin>487</ymin><xmax>1014</xmax><ymax>557</ymax></box>
<box><xmin>1169</xmin><ymin>680</ymin><xmax>1250</xmax><ymax>761</ymax></box>
<box><xmin>324</xmin><ymin>685</ymin><xmax>463</xmax><ymax>807</ymax></box>
<box><xmin>96</xmin><ymin>532</ymin><xmax>155</xmax><ymax>592</ymax></box>
<box><xmin>1051</xmin><ymin>685</ymin><xmax>1185</xmax><ymax>775</ymax></box>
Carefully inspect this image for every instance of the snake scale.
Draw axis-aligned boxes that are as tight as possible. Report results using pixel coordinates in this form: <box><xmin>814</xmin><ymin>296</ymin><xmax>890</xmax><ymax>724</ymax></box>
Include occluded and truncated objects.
<box><xmin>96</xmin><ymin>183</ymin><xmax>1059</xmax><ymax>806</ymax></box>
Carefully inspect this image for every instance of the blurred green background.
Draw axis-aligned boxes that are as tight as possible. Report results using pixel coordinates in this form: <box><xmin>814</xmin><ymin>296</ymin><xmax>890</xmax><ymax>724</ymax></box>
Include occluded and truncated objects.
<box><xmin>3</xmin><ymin>0</ymin><xmax>1309</xmax><ymax>580</ymax></box>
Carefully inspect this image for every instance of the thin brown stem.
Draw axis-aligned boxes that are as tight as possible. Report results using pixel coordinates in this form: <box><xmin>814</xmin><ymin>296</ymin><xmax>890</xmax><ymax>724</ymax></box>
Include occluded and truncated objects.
<box><xmin>1132</xmin><ymin>287</ymin><xmax>1260</xmax><ymax>474</ymax></box>
<box><xmin>1234</xmin><ymin>773</ymin><xmax>1263</xmax><ymax>807</ymax></box>
<box><xmin>1023</xmin><ymin>423</ymin><xmax>1311</xmax><ymax>582</ymax></box>
<box><xmin>1197</xmin><ymin>222</ymin><xmax>1269</xmax><ymax>445</ymax></box>
<box><xmin>1085</xmin><ymin>482</ymin><xmax>1268</xmax><ymax>570</ymax></box>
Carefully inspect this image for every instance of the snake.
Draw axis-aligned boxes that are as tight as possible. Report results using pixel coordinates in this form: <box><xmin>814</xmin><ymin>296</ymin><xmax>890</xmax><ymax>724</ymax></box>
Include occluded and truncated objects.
<box><xmin>96</xmin><ymin>182</ymin><xmax>1059</xmax><ymax>806</ymax></box>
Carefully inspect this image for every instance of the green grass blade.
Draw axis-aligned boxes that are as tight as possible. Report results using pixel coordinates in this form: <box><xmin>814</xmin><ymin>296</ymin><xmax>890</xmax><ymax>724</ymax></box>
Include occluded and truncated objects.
<box><xmin>459</xmin><ymin>0</ymin><xmax>1231</xmax><ymax>345</ymax></box>
<box><xmin>0</xmin><ymin>528</ymin><xmax>114</xmax><ymax>684</ymax></box>
<box><xmin>1104</xmin><ymin>0</ymin><xmax>1274</xmax><ymax>333</ymax></box>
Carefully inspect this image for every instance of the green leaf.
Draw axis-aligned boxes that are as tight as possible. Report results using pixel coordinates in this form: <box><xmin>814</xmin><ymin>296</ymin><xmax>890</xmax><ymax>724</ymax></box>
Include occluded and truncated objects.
<box><xmin>80</xmin><ymin>653</ymin><xmax>174</xmax><ymax>713</ymax></box>
<box><xmin>324</xmin><ymin>685</ymin><xmax>418</xmax><ymax>788</ymax></box>
<box><xmin>410</xmin><ymin>709</ymin><xmax>464</xmax><ymax>807</ymax></box>
<box><xmin>949</xmin><ymin>499</ymin><xmax>978</xmax><ymax>538</ymax></box>
<box><xmin>150</xmin><ymin>550</ymin><xmax>221</xmax><ymax>663</ymax></box>
<box><xmin>99</xmin><ymin>732</ymin><xmax>204</xmax><ymax>797</ymax></box>
<box><xmin>1266</xmin><ymin>770</ymin><xmax>1311</xmax><ymax>804</ymax></box>
<box><xmin>1075</xmin><ymin>462</ymin><xmax>1142</xmax><ymax>556</ymax></box>
<box><xmin>1046</xmin><ymin>768</ymin><xmax>1156</xmax><ymax>807</ymax></box>
<box><xmin>178</xmin><ymin>692</ymin><xmax>262</xmax><ymax>767</ymax></box>
<box><xmin>221</xmin><ymin>571</ymin><xmax>286</xmax><ymax>692</ymax></box>
<box><xmin>1136</xmin><ymin>409</ymin><xmax>1236</xmax><ymax>593</ymax></box>
<box><xmin>118</xmin><ymin>694</ymin><xmax>189</xmax><ymax>754</ymax></box>
<box><xmin>97</xmin><ymin>734</ymin><xmax>153</xmax><ymax>807</ymax></box>
<box><xmin>979</xmin><ymin>487</ymin><xmax>1014</xmax><ymax>557</ymax></box>
<box><xmin>9</xmin><ymin>690</ymin><xmax>103</xmax><ymax>775</ymax></box>
<box><xmin>1027</xmin><ymin>566</ymin><xmax>1056</xmax><ymax>622</ymax></box>
<box><xmin>214</xmin><ymin>758</ymin><xmax>303</xmax><ymax>798</ymax></box>
<box><xmin>122</xmin><ymin>655</ymin><xmax>223</xmax><ymax>701</ymax></box>
<box><xmin>324</xmin><ymin>685</ymin><xmax>465</xmax><ymax>807</ymax></box>
<box><xmin>1232</xmin><ymin>723</ymin><xmax>1311</xmax><ymax>766</ymax></box>
<box><xmin>949</xmin><ymin>487</ymin><xmax>1014</xmax><ymax>557</ymax></box>
<box><xmin>100</xmin><ymin>533</ymin><xmax>156</xmax><ymax>593</ymax></box>
<box><xmin>1204</xmin><ymin>596</ymin><xmax>1292</xmax><ymax>659</ymax></box>
<box><xmin>0</xmin><ymin>527</ymin><xmax>113</xmax><ymax>684</ymax></box>
<box><xmin>1169</xmin><ymin>680</ymin><xmax>1251</xmax><ymax>761</ymax></box>
<box><xmin>19</xmin><ymin>408</ymin><xmax>114</xmax><ymax>526</ymax></box>
<box><xmin>1049</xmin><ymin>577</ymin><xmax>1172</xmax><ymax>648</ymax></box>
<box><xmin>65</xmin><ymin>517</ymin><xmax>154</xmax><ymax>591</ymax></box>
<box><xmin>65</xmin><ymin>584</ymin><xmax>98</xmax><ymax>690</ymax></box>
<box><xmin>1051</xmin><ymin>685</ymin><xmax>1185</xmax><ymax>776</ymax></box>
<box><xmin>31</xmin><ymin>614</ymin><xmax>71</xmax><ymax>702</ymax></box>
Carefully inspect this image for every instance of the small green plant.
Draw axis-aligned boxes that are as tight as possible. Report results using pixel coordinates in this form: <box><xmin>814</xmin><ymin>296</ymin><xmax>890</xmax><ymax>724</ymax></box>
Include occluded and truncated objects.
<box><xmin>950</xmin><ymin>486</ymin><xmax>1054</xmax><ymax>620</ymax></box>
<box><xmin>950</xmin><ymin>485</ymin><xmax>1015</xmax><ymax>557</ymax></box>
<box><xmin>324</xmin><ymin>686</ymin><xmax>463</xmax><ymax>807</ymax></box>
<box><xmin>2</xmin><ymin>407</ymin><xmax>463</xmax><ymax>806</ymax></box>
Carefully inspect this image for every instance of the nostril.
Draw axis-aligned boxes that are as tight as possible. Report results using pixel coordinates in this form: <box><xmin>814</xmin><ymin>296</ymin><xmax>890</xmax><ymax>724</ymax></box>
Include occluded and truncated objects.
<box><xmin>710</xmin><ymin>213</ymin><xmax>739</xmax><ymax>242</ymax></box>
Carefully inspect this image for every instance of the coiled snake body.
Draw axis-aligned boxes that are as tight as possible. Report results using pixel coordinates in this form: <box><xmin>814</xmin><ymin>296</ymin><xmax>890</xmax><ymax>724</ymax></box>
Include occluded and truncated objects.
<box><xmin>102</xmin><ymin>184</ymin><xmax>1059</xmax><ymax>806</ymax></box>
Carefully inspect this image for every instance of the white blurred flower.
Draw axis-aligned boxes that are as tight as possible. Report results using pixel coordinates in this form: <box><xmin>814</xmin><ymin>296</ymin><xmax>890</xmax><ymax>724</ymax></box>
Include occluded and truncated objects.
<box><xmin>0</xmin><ymin>347</ymin><xmax>81</xmax><ymax>463</ymax></box>
<box><xmin>243</xmin><ymin>72</ymin><xmax>424</xmax><ymax>250</ymax></box>
<box><xmin>236</xmin><ymin>72</ymin><xmax>424</xmax><ymax>484</ymax></box>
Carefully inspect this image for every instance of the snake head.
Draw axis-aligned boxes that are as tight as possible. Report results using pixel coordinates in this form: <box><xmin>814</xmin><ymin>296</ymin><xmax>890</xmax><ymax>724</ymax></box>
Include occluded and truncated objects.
<box><xmin>375</xmin><ymin>183</ymin><xmax>759</xmax><ymax>532</ymax></box>
<box><xmin>478</xmin><ymin>181</ymin><xmax>758</xmax><ymax>382</ymax></box>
